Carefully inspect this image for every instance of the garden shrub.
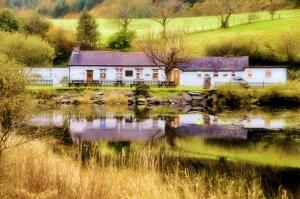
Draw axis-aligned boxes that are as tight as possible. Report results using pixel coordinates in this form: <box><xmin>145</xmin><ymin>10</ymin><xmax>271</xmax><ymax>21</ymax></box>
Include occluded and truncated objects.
<box><xmin>108</xmin><ymin>31</ymin><xmax>136</xmax><ymax>49</ymax></box>
<box><xmin>135</xmin><ymin>84</ymin><xmax>150</xmax><ymax>98</ymax></box>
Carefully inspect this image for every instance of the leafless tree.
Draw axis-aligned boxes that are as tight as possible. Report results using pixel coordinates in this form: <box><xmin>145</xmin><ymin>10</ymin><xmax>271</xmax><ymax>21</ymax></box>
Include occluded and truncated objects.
<box><xmin>201</xmin><ymin>0</ymin><xmax>240</xmax><ymax>28</ymax></box>
<box><xmin>152</xmin><ymin>0</ymin><xmax>181</xmax><ymax>38</ymax></box>
<box><xmin>116</xmin><ymin>0</ymin><xmax>136</xmax><ymax>32</ymax></box>
<box><xmin>139</xmin><ymin>31</ymin><xmax>186</xmax><ymax>80</ymax></box>
<box><xmin>268</xmin><ymin>0</ymin><xmax>287</xmax><ymax>20</ymax></box>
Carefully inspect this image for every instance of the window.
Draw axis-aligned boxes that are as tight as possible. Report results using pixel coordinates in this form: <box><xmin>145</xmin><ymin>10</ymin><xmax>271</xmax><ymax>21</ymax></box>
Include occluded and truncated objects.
<box><xmin>213</xmin><ymin>71</ymin><xmax>218</xmax><ymax>77</ymax></box>
<box><xmin>136</xmin><ymin>68</ymin><xmax>143</xmax><ymax>79</ymax></box>
<box><xmin>205</xmin><ymin>74</ymin><xmax>210</xmax><ymax>77</ymax></box>
<box><xmin>232</xmin><ymin>71</ymin><xmax>236</xmax><ymax>77</ymax></box>
<box><xmin>265</xmin><ymin>69</ymin><xmax>272</xmax><ymax>78</ymax></box>
<box><xmin>152</xmin><ymin>69</ymin><xmax>159</xmax><ymax>80</ymax></box>
<box><xmin>247</xmin><ymin>70</ymin><xmax>252</xmax><ymax>78</ymax></box>
<box><xmin>125</xmin><ymin>70</ymin><xmax>133</xmax><ymax>77</ymax></box>
<box><xmin>100</xmin><ymin>69</ymin><xmax>106</xmax><ymax>80</ymax></box>
<box><xmin>223</xmin><ymin>74</ymin><xmax>228</xmax><ymax>77</ymax></box>
<box><xmin>116</xmin><ymin>68</ymin><xmax>123</xmax><ymax>80</ymax></box>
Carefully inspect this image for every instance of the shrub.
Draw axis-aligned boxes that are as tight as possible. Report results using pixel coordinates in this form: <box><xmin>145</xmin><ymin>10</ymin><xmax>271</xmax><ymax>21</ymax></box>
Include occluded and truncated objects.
<box><xmin>108</xmin><ymin>31</ymin><xmax>136</xmax><ymax>49</ymax></box>
<box><xmin>205</xmin><ymin>39</ymin><xmax>280</xmax><ymax>65</ymax></box>
<box><xmin>0</xmin><ymin>32</ymin><xmax>54</xmax><ymax>66</ymax></box>
<box><xmin>135</xmin><ymin>84</ymin><xmax>150</xmax><ymax>98</ymax></box>
<box><xmin>47</xmin><ymin>27</ymin><xmax>76</xmax><ymax>65</ymax></box>
<box><xmin>215</xmin><ymin>84</ymin><xmax>252</xmax><ymax>108</ymax></box>
<box><xmin>22</xmin><ymin>14</ymin><xmax>51</xmax><ymax>39</ymax></box>
<box><xmin>0</xmin><ymin>9</ymin><xmax>20</xmax><ymax>32</ymax></box>
<box><xmin>288</xmin><ymin>69</ymin><xmax>300</xmax><ymax>81</ymax></box>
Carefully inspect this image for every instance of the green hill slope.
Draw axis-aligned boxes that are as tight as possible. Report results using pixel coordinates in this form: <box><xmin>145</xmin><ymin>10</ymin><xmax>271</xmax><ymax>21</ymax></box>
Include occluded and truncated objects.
<box><xmin>52</xmin><ymin>9</ymin><xmax>300</xmax><ymax>59</ymax></box>
<box><xmin>184</xmin><ymin>18</ymin><xmax>300</xmax><ymax>57</ymax></box>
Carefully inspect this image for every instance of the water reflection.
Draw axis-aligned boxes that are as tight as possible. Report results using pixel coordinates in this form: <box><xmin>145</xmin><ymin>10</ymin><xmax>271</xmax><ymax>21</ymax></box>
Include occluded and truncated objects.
<box><xmin>29</xmin><ymin>105</ymin><xmax>300</xmax><ymax>198</ymax></box>
<box><xmin>30</xmin><ymin>108</ymin><xmax>294</xmax><ymax>143</ymax></box>
<box><xmin>29</xmin><ymin>105</ymin><xmax>300</xmax><ymax>168</ymax></box>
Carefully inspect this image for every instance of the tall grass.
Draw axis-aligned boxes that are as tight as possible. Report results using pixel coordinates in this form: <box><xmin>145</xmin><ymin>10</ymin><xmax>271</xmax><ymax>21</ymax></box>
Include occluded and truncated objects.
<box><xmin>0</xmin><ymin>138</ymin><xmax>275</xmax><ymax>199</ymax></box>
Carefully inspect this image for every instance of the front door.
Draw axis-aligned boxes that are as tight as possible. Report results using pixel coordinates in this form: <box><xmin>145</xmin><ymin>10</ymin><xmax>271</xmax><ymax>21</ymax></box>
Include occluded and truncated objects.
<box><xmin>87</xmin><ymin>70</ymin><xmax>93</xmax><ymax>82</ymax></box>
<box><xmin>172</xmin><ymin>69</ymin><xmax>180</xmax><ymax>85</ymax></box>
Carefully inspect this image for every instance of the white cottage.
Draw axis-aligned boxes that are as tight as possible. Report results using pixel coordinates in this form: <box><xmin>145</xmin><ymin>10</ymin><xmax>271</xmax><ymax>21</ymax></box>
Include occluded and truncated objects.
<box><xmin>174</xmin><ymin>57</ymin><xmax>287</xmax><ymax>86</ymax></box>
<box><xmin>29</xmin><ymin>48</ymin><xmax>287</xmax><ymax>86</ymax></box>
<box><xmin>68</xmin><ymin>48</ymin><xmax>166</xmax><ymax>84</ymax></box>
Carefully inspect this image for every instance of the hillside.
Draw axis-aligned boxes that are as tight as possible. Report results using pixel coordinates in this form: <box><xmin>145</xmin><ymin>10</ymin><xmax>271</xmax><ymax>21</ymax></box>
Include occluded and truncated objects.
<box><xmin>52</xmin><ymin>9</ymin><xmax>300</xmax><ymax>58</ymax></box>
<box><xmin>1</xmin><ymin>0</ymin><xmax>299</xmax><ymax>18</ymax></box>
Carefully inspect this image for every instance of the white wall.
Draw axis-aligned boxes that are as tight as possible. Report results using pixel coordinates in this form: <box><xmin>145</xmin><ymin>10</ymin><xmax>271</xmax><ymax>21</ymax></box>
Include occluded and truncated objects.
<box><xmin>180</xmin><ymin>71</ymin><xmax>244</xmax><ymax>86</ymax></box>
<box><xmin>28</xmin><ymin>68</ymin><xmax>69</xmax><ymax>85</ymax></box>
<box><xmin>180</xmin><ymin>68</ymin><xmax>287</xmax><ymax>86</ymax></box>
<box><xmin>244</xmin><ymin>68</ymin><xmax>287</xmax><ymax>83</ymax></box>
<box><xmin>69</xmin><ymin>66</ymin><xmax>165</xmax><ymax>81</ymax></box>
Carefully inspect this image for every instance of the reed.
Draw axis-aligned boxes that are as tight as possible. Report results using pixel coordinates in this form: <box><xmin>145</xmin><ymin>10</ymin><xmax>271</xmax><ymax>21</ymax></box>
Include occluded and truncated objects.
<box><xmin>0</xmin><ymin>137</ymin><xmax>287</xmax><ymax>199</ymax></box>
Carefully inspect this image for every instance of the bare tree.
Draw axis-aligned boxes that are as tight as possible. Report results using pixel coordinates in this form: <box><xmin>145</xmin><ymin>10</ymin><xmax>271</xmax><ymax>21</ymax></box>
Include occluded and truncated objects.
<box><xmin>201</xmin><ymin>0</ymin><xmax>240</xmax><ymax>28</ymax></box>
<box><xmin>116</xmin><ymin>0</ymin><xmax>136</xmax><ymax>32</ymax></box>
<box><xmin>268</xmin><ymin>0</ymin><xmax>287</xmax><ymax>20</ymax></box>
<box><xmin>152</xmin><ymin>0</ymin><xmax>181</xmax><ymax>38</ymax></box>
<box><xmin>139</xmin><ymin>32</ymin><xmax>186</xmax><ymax>80</ymax></box>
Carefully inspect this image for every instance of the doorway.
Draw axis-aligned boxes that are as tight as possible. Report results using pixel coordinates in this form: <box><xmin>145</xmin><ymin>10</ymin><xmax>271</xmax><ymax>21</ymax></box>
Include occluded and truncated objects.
<box><xmin>172</xmin><ymin>69</ymin><xmax>180</xmax><ymax>85</ymax></box>
<box><xmin>87</xmin><ymin>70</ymin><xmax>93</xmax><ymax>82</ymax></box>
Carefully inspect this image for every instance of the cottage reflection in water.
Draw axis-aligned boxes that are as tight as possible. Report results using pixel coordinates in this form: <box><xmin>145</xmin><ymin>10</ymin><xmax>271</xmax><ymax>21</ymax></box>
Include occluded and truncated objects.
<box><xmin>30</xmin><ymin>110</ymin><xmax>286</xmax><ymax>143</ymax></box>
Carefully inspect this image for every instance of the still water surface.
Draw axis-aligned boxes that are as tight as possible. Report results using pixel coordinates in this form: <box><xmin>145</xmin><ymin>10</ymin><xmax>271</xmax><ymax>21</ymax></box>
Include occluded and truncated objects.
<box><xmin>30</xmin><ymin>105</ymin><xmax>300</xmax><ymax>168</ymax></box>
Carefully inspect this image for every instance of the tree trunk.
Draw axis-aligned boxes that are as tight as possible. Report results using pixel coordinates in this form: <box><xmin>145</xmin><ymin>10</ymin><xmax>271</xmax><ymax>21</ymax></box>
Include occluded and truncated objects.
<box><xmin>162</xmin><ymin>23</ymin><xmax>167</xmax><ymax>39</ymax></box>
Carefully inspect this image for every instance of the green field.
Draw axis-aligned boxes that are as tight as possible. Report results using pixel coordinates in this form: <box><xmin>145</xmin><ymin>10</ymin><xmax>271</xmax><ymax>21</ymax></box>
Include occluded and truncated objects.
<box><xmin>52</xmin><ymin>9</ymin><xmax>300</xmax><ymax>58</ymax></box>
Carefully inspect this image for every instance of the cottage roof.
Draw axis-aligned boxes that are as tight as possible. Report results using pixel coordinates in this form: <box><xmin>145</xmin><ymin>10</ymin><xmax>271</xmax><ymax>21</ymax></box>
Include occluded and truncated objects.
<box><xmin>176</xmin><ymin>56</ymin><xmax>250</xmax><ymax>72</ymax></box>
<box><xmin>68</xmin><ymin>51</ymin><xmax>162</xmax><ymax>66</ymax></box>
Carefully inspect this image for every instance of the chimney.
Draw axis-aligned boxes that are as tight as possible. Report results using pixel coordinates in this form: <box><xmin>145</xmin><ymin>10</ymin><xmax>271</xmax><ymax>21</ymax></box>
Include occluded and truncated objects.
<box><xmin>73</xmin><ymin>46</ymin><xmax>80</xmax><ymax>54</ymax></box>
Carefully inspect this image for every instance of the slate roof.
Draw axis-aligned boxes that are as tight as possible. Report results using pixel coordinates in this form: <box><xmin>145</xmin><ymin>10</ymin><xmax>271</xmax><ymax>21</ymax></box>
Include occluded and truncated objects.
<box><xmin>176</xmin><ymin>56</ymin><xmax>250</xmax><ymax>71</ymax></box>
<box><xmin>68</xmin><ymin>51</ymin><xmax>162</xmax><ymax>66</ymax></box>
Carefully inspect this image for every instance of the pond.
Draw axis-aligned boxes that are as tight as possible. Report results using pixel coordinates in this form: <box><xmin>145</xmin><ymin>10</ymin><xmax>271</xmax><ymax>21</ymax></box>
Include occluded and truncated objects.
<box><xmin>30</xmin><ymin>105</ymin><xmax>300</xmax><ymax>198</ymax></box>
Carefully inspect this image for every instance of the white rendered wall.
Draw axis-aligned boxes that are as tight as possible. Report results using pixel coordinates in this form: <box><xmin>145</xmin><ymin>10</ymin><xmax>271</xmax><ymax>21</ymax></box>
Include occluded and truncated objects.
<box><xmin>69</xmin><ymin>66</ymin><xmax>165</xmax><ymax>81</ymax></box>
<box><xmin>180</xmin><ymin>68</ymin><xmax>286</xmax><ymax>86</ymax></box>
<box><xmin>244</xmin><ymin>68</ymin><xmax>287</xmax><ymax>83</ymax></box>
<box><xmin>28</xmin><ymin>68</ymin><xmax>69</xmax><ymax>85</ymax></box>
<box><xmin>180</xmin><ymin>71</ymin><xmax>244</xmax><ymax>86</ymax></box>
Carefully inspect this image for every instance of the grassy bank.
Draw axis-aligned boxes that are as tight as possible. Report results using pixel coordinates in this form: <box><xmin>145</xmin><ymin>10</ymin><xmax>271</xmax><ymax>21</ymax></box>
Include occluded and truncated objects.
<box><xmin>215</xmin><ymin>81</ymin><xmax>300</xmax><ymax>109</ymax></box>
<box><xmin>0</xmin><ymin>137</ymin><xmax>287</xmax><ymax>199</ymax></box>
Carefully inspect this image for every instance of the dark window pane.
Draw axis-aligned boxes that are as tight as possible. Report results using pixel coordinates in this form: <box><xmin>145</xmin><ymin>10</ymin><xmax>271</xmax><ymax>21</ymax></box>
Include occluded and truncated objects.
<box><xmin>125</xmin><ymin>70</ymin><xmax>133</xmax><ymax>77</ymax></box>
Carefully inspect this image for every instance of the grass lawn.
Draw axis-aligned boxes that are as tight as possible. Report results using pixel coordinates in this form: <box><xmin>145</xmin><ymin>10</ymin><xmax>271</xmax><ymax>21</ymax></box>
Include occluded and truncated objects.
<box><xmin>26</xmin><ymin>85</ymin><xmax>205</xmax><ymax>99</ymax></box>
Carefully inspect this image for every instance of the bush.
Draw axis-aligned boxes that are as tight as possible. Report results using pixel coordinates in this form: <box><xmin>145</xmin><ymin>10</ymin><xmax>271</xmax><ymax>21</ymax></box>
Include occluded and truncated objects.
<box><xmin>215</xmin><ymin>84</ymin><xmax>253</xmax><ymax>108</ymax></box>
<box><xmin>0</xmin><ymin>10</ymin><xmax>20</xmax><ymax>32</ymax></box>
<box><xmin>108</xmin><ymin>31</ymin><xmax>136</xmax><ymax>49</ymax></box>
<box><xmin>205</xmin><ymin>39</ymin><xmax>280</xmax><ymax>65</ymax></box>
<box><xmin>22</xmin><ymin>14</ymin><xmax>51</xmax><ymax>39</ymax></box>
<box><xmin>135</xmin><ymin>84</ymin><xmax>150</xmax><ymax>98</ymax></box>
<box><xmin>47</xmin><ymin>27</ymin><xmax>76</xmax><ymax>65</ymax></box>
<box><xmin>0</xmin><ymin>32</ymin><xmax>54</xmax><ymax>66</ymax></box>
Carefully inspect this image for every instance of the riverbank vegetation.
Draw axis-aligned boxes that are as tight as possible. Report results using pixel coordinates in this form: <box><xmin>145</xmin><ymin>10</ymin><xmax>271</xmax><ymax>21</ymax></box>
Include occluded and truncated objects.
<box><xmin>0</xmin><ymin>137</ymin><xmax>290</xmax><ymax>199</ymax></box>
<box><xmin>215</xmin><ymin>81</ymin><xmax>300</xmax><ymax>108</ymax></box>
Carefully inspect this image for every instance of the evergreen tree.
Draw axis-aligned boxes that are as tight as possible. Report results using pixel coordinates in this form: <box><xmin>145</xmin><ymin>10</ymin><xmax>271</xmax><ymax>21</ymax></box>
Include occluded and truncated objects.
<box><xmin>76</xmin><ymin>8</ymin><xmax>100</xmax><ymax>49</ymax></box>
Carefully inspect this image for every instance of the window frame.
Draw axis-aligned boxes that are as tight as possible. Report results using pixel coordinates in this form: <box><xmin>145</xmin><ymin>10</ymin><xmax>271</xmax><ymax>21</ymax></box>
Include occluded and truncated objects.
<box><xmin>152</xmin><ymin>69</ymin><xmax>159</xmax><ymax>80</ymax></box>
<box><xmin>125</xmin><ymin>70</ymin><xmax>133</xmax><ymax>77</ymax></box>
<box><xmin>265</xmin><ymin>69</ymin><xmax>272</xmax><ymax>78</ymax></box>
